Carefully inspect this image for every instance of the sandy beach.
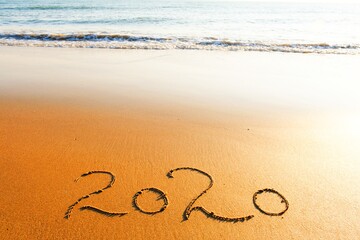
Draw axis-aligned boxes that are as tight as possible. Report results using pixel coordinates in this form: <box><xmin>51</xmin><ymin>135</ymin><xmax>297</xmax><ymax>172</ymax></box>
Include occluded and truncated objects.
<box><xmin>0</xmin><ymin>46</ymin><xmax>359</xmax><ymax>239</ymax></box>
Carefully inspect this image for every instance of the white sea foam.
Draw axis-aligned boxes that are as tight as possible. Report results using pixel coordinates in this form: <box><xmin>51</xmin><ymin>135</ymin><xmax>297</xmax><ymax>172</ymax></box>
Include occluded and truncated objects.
<box><xmin>0</xmin><ymin>32</ymin><xmax>359</xmax><ymax>54</ymax></box>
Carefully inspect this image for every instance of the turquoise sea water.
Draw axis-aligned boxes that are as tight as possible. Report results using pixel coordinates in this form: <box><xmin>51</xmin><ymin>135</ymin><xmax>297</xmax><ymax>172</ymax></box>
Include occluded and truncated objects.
<box><xmin>0</xmin><ymin>0</ymin><xmax>359</xmax><ymax>53</ymax></box>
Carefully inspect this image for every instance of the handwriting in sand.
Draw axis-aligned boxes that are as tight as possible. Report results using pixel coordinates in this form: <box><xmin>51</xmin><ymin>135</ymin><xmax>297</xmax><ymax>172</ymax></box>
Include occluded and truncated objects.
<box><xmin>65</xmin><ymin>167</ymin><xmax>289</xmax><ymax>222</ymax></box>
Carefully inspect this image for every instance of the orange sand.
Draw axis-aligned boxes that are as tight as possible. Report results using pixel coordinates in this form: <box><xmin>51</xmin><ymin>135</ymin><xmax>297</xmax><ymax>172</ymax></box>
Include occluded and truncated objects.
<box><xmin>0</xmin><ymin>47</ymin><xmax>359</xmax><ymax>239</ymax></box>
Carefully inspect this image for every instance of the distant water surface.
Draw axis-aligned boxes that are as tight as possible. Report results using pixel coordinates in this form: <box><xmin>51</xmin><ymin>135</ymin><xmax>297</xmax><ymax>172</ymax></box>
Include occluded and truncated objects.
<box><xmin>0</xmin><ymin>0</ymin><xmax>359</xmax><ymax>53</ymax></box>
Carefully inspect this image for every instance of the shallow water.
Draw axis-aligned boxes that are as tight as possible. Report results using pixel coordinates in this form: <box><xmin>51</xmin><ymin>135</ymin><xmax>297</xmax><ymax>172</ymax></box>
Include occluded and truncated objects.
<box><xmin>1</xmin><ymin>0</ymin><xmax>359</xmax><ymax>53</ymax></box>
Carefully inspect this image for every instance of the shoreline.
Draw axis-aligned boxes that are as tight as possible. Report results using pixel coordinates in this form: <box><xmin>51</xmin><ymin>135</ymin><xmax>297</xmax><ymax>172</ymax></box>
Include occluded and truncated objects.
<box><xmin>1</xmin><ymin>42</ymin><xmax>359</xmax><ymax>55</ymax></box>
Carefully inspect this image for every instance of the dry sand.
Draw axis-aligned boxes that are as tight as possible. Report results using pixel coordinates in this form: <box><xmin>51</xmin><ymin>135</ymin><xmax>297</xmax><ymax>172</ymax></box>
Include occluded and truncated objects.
<box><xmin>0</xmin><ymin>46</ymin><xmax>359</xmax><ymax>239</ymax></box>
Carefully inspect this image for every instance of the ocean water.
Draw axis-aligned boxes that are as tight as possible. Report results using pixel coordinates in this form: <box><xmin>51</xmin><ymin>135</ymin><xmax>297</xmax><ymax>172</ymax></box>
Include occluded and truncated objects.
<box><xmin>0</xmin><ymin>0</ymin><xmax>359</xmax><ymax>54</ymax></box>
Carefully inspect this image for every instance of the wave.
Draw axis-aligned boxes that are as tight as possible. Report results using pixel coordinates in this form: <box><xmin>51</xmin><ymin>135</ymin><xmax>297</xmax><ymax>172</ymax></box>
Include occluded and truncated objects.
<box><xmin>1</xmin><ymin>17</ymin><xmax>174</xmax><ymax>25</ymax></box>
<box><xmin>0</xmin><ymin>6</ymin><xmax>99</xmax><ymax>10</ymax></box>
<box><xmin>0</xmin><ymin>33</ymin><xmax>172</xmax><ymax>41</ymax></box>
<box><xmin>0</xmin><ymin>32</ymin><xmax>359</xmax><ymax>54</ymax></box>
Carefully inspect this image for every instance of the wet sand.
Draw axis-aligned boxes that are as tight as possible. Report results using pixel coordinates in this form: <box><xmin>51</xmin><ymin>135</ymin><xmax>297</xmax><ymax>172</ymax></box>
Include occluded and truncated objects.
<box><xmin>0</xmin><ymin>46</ymin><xmax>359</xmax><ymax>239</ymax></box>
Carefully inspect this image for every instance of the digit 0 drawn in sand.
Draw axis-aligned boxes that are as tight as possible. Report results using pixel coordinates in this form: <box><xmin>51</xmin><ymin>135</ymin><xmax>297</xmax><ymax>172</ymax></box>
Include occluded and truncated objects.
<box><xmin>64</xmin><ymin>170</ymin><xmax>128</xmax><ymax>219</ymax></box>
<box><xmin>132</xmin><ymin>187</ymin><xmax>169</xmax><ymax>215</ymax></box>
<box><xmin>253</xmin><ymin>188</ymin><xmax>289</xmax><ymax>216</ymax></box>
<box><xmin>167</xmin><ymin>167</ymin><xmax>255</xmax><ymax>223</ymax></box>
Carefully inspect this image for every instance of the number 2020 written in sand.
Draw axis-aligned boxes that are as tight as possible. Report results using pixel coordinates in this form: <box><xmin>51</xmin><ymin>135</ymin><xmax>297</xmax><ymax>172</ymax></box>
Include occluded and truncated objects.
<box><xmin>65</xmin><ymin>167</ymin><xmax>289</xmax><ymax>222</ymax></box>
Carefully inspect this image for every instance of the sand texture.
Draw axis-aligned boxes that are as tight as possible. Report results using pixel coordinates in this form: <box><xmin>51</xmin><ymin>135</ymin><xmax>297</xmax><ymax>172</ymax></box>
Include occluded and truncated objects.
<box><xmin>0</xmin><ymin>47</ymin><xmax>359</xmax><ymax>239</ymax></box>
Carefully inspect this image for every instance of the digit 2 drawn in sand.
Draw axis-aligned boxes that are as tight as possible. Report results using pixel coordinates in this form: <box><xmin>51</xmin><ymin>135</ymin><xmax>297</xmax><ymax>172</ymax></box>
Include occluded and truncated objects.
<box><xmin>64</xmin><ymin>171</ymin><xmax>128</xmax><ymax>219</ymax></box>
<box><xmin>167</xmin><ymin>167</ymin><xmax>254</xmax><ymax>222</ymax></box>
